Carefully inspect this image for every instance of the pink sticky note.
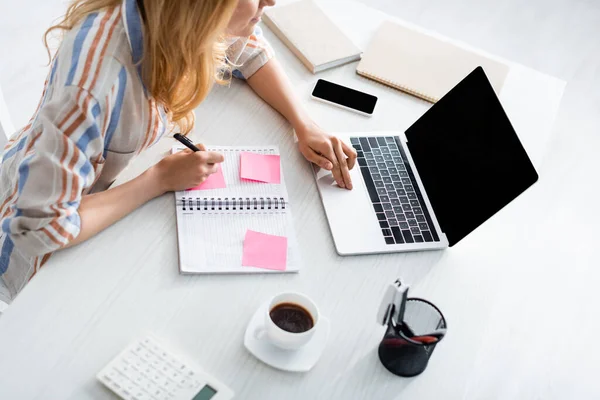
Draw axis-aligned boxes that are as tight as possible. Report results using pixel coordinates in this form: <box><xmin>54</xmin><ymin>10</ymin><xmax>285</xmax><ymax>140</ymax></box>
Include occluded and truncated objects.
<box><xmin>242</xmin><ymin>230</ymin><xmax>287</xmax><ymax>271</ymax></box>
<box><xmin>187</xmin><ymin>164</ymin><xmax>226</xmax><ymax>191</ymax></box>
<box><xmin>240</xmin><ymin>152</ymin><xmax>281</xmax><ymax>184</ymax></box>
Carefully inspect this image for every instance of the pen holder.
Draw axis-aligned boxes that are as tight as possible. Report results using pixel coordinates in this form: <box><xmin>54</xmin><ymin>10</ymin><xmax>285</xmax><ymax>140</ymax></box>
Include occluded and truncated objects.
<box><xmin>378</xmin><ymin>298</ymin><xmax>447</xmax><ymax>377</ymax></box>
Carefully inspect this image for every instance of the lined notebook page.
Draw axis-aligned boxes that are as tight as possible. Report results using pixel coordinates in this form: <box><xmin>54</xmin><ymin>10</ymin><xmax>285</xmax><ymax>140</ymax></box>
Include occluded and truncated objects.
<box><xmin>173</xmin><ymin>146</ymin><xmax>300</xmax><ymax>274</ymax></box>
<box><xmin>178</xmin><ymin>210</ymin><xmax>299</xmax><ymax>274</ymax></box>
<box><xmin>173</xmin><ymin>146</ymin><xmax>288</xmax><ymax>200</ymax></box>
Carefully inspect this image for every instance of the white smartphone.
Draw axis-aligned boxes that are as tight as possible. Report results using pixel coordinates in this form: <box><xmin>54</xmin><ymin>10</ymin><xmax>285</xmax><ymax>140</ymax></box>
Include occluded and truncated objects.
<box><xmin>311</xmin><ymin>79</ymin><xmax>378</xmax><ymax>117</ymax></box>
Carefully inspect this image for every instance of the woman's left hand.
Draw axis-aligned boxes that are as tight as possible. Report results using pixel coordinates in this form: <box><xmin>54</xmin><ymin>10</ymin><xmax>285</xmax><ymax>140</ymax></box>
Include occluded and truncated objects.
<box><xmin>296</xmin><ymin>121</ymin><xmax>357</xmax><ymax>190</ymax></box>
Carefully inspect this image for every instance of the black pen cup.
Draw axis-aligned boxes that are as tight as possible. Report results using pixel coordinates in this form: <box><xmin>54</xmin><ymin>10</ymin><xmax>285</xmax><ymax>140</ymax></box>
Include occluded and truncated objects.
<box><xmin>378</xmin><ymin>298</ymin><xmax>447</xmax><ymax>377</ymax></box>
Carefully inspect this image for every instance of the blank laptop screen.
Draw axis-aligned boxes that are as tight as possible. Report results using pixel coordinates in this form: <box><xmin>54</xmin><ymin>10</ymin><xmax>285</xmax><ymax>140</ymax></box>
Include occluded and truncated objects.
<box><xmin>405</xmin><ymin>67</ymin><xmax>538</xmax><ymax>246</ymax></box>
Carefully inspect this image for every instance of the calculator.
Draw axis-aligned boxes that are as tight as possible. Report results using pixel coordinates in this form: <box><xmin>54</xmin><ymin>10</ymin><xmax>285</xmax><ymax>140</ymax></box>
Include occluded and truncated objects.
<box><xmin>97</xmin><ymin>336</ymin><xmax>234</xmax><ymax>400</ymax></box>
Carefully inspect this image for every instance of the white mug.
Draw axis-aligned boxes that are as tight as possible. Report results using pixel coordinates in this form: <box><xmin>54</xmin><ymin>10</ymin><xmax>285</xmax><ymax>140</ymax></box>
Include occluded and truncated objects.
<box><xmin>256</xmin><ymin>292</ymin><xmax>320</xmax><ymax>351</ymax></box>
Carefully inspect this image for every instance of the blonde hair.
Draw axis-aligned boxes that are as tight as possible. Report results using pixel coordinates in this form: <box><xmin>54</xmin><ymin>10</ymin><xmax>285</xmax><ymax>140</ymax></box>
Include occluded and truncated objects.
<box><xmin>44</xmin><ymin>0</ymin><xmax>237</xmax><ymax>134</ymax></box>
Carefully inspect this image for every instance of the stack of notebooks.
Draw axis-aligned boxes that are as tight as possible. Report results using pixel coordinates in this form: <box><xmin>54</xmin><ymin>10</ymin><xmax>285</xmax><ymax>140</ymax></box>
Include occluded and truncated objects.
<box><xmin>263</xmin><ymin>1</ymin><xmax>509</xmax><ymax>103</ymax></box>
<box><xmin>173</xmin><ymin>146</ymin><xmax>300</xmax><ymax>274</ymax></box>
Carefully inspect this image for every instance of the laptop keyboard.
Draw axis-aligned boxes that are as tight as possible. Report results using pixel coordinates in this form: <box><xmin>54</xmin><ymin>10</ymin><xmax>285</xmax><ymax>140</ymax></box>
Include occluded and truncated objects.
<box><xmin>351</xmin><ymin>136</ymin><xmax>440</xmax><ymax>245</ymax></box>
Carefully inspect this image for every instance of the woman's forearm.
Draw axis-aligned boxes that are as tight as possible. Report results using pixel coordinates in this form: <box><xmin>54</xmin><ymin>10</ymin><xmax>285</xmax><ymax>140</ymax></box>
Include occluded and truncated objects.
<box><xmin>246</xmin><ymin>58</ymin><xmax>312</xmax><ymax>131</ymax></box>
<box><xmin>246</xmin><ymin>57</ymin><xmax>357</xmax><ymax>190</ymax></box>
<box><xmin>64</xmin><ymin>167</ymin><xmax>165</xmax><ymax>248</ymax></box>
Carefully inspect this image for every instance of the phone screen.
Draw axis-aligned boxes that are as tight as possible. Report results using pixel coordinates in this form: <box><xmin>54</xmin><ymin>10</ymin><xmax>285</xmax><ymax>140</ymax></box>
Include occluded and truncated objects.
<box><xmin>312</xmin><ymin>79</ymin><xmax>378</xmax><ymax>115</ymax></box>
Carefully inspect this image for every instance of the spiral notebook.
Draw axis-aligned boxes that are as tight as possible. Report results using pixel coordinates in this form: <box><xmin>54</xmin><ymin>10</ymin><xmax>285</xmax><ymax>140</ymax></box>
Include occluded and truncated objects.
<box><xmin>173</xmin><ymin>145</ymin><xmax>301</xmax><ymax>274</ymax></box>
<box><xmin>356</xmin><ymin>20</ymin><xmax>509</xmax><ymax>103</ymax></box>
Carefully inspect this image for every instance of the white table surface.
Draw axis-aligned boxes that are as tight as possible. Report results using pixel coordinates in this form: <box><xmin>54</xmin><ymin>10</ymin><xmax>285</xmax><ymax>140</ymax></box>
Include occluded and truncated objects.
<box><xmin>1</xmin><ymin>0</ymin><xmax>600</xmax><ymax>399</ymax></box>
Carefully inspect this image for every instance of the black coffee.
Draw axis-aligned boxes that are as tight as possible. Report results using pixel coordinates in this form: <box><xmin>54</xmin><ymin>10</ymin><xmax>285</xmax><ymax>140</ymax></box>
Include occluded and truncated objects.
<box><xmin>269</xmin><ymin>303</ymin><xmax>314</xmax><ymax>333</ymax></box>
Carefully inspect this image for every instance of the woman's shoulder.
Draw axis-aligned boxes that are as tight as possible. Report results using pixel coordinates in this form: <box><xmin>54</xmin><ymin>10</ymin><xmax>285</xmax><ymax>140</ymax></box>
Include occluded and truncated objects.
<box><xmin>53</xmin><ymin>6</ymin><xmax>132</xmax><ymax>101</ymax></box>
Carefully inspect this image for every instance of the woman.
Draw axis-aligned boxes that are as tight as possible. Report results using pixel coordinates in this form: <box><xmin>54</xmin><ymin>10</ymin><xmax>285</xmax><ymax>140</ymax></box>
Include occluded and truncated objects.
<box><xmin>0</xmin><ymin>0</ymin><xmax>357</xmax><ymax>302</ymax></box>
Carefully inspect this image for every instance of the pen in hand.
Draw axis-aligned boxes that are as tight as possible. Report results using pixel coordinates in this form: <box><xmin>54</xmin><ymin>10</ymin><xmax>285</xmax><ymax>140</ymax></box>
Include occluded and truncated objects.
<box><xmin>173</xmin><ymin>133</ymin><xmax>217</xmax><ymax>166</ymax></box>
<box><xmin>173</xmin><ymin>133</ymin><xmax>200</xmax><ymax>152</ymax></box>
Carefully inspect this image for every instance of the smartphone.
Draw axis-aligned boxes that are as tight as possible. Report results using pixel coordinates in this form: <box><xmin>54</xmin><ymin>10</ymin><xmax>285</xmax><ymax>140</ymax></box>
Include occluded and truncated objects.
<box><xmin>311</xmin><ymin>79</ymin><xmax>378</xmax><ymax>117</ymax></box>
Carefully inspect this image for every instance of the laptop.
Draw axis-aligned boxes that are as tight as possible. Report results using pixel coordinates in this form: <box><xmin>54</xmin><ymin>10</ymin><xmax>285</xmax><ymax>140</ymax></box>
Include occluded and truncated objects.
<box><xmin>314</xmin><ymin>67</ymin><xmax>538</xmax><ymax>255</ymax></box>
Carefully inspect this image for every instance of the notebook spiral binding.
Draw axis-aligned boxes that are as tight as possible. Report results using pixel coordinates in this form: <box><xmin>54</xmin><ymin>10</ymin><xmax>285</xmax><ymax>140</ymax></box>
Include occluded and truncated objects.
<box><xmin>179</xmin><ymin>197</ymin><xmax>287</xmax><ymax>211</ymax></box>
<box><xmin>356</xmin><ymin>70</ymin><xmax>439</xmax><ymax>103</ymax></box>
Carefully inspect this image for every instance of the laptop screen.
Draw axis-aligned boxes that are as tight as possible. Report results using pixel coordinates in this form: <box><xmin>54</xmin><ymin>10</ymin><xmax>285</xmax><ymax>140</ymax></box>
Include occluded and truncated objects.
<box><xmin>405</xmin><ymin>67</ymin><xmax>538</xmax><ymax>246</ymax></box>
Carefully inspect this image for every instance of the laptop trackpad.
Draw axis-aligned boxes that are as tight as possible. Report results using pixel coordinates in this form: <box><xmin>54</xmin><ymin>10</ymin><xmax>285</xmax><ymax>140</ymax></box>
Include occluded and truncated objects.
<box><xmin>315</xmin><ymin>167</ymin><xmax>384</xmax><ymax>255</ymax></box>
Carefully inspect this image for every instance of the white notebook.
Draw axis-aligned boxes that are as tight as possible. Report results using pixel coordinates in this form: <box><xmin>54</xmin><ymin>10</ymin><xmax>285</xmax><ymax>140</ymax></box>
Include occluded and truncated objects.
<box><xmin>173</xmin><ymin>146</ymin><xmax>300</xmax><ymax>275</ymax></box>
<box><xmin>263</xmin><ymin>0</ymin><xmax>362</xmax><ymax>73</ymax></box>
<box><xmin>357</xmin><ymin>20</ymin><xmax>509</xmax><ymax>103</ymax></box>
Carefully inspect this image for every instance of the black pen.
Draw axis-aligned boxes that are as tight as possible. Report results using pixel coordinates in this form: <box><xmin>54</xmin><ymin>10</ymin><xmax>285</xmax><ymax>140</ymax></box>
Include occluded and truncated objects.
<box><xmin>173</xmin><ymin>133</ymin><xmax>200</xmax><ymax>152</ymax></box>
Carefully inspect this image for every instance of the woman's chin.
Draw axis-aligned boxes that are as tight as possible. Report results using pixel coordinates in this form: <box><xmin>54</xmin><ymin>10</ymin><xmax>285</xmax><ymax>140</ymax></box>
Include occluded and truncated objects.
<box><xmin>237</xmin><ymin>22</ymin><xmax>258</xmax><ymax>37</ymax></box>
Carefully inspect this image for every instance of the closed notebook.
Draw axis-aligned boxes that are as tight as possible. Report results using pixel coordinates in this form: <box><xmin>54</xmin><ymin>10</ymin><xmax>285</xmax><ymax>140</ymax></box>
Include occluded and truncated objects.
<box><xmin>263</xmin><ymin>0</ymin><xmax>361</xmax><ymax>73</ymax></box>
<box><xmin>356</xmin><ymin>21</ymin><xmax>510</xmax><ymax>103</ymax></box>
<box><xmin>173</xmin><ymin>146</ymin><xmax>301</xmax><ymax>274</ymax></box>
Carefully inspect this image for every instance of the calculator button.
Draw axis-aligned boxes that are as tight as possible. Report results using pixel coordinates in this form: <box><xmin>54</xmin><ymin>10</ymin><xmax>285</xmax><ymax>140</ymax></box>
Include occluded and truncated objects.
<box><xmin>145</xmin><ymin>380</ymin><xmax>158</xmax><ymax>392</ymax></box>
<box><xmin>115</xmin><ymin>363</ymin><xmax>129</xmax><ymax>374</ymax></box>
<box><xmin>159</xmin><ymin>376</ymin><xmax>172</xmax><ymax>388</ymax></box>
<box><xmin>171</xmin><ymin>371</ymin><xmax>181</xmax><ymax>380</ymax></box>
<box><xmin>189</xmin><ymin>380</ymin><xmax>202</xmax><ymax>389</ymax></box>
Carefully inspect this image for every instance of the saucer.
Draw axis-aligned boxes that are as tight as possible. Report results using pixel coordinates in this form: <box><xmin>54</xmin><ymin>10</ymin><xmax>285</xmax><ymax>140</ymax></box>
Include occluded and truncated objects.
<box><xmin>244</xmin><ymin>301</ymin><xmax>331</xmax><ymax>372</ymax></box>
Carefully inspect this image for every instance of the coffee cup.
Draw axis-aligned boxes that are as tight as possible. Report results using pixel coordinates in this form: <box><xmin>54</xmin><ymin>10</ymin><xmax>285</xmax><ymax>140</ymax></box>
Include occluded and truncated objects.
<box><xmin>256</xmin><ymin>292</ymin><xmax>320</xmax><ymax>350</ymax></box>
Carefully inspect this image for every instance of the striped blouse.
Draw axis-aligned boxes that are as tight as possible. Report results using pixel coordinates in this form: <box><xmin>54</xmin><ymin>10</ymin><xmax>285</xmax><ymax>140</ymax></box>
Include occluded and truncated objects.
<box><xmin>0</xmin><ymin>0</ymin><xmax>273</xmax><ymax>303</ymax></box>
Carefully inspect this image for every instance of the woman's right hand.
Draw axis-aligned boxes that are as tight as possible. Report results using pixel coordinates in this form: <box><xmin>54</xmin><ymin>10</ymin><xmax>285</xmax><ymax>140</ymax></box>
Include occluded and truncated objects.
<box><xmin>152</xmin><ymin>143</ymin><xmax>225</xmax><ymax>193</ymax></box>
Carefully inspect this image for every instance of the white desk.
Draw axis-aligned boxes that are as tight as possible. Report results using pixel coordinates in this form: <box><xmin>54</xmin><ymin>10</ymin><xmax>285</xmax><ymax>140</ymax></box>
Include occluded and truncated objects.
<box><xmin>1</xmin><ymin>0</ymin><xmax>600</xmax><ymax>399</ymax></box>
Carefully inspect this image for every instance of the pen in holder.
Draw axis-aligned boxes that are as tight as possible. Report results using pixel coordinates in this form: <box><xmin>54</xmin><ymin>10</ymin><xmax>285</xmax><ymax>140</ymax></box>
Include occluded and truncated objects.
<box><xmin>377</xmin><ymin>280</ymin><xmax>447</xmax><ymax>377</ymax></box>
